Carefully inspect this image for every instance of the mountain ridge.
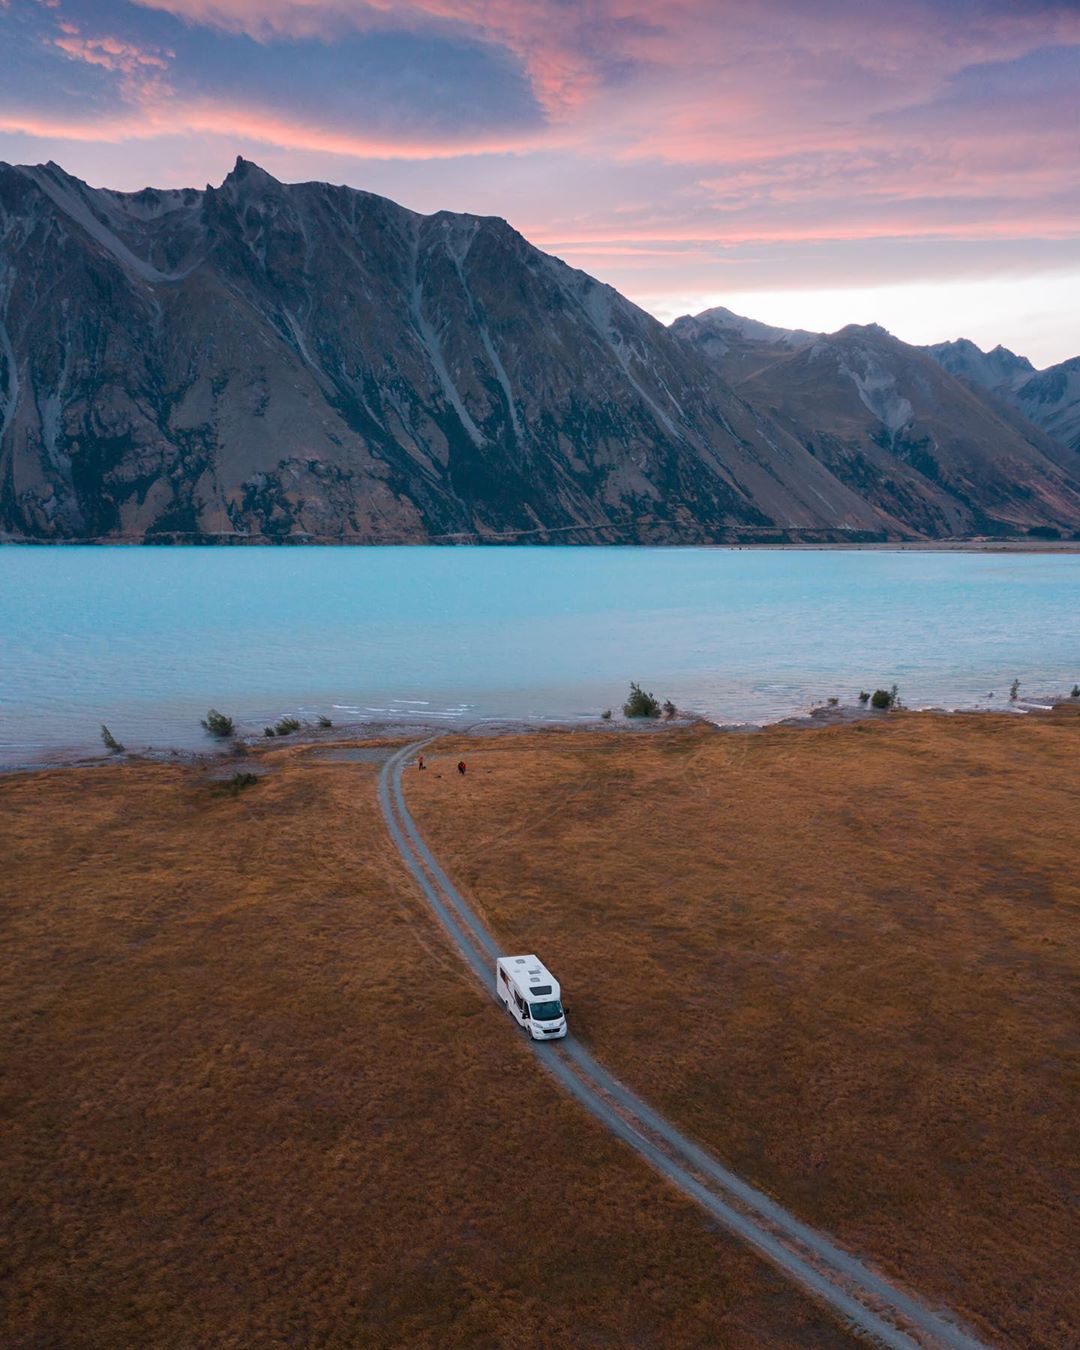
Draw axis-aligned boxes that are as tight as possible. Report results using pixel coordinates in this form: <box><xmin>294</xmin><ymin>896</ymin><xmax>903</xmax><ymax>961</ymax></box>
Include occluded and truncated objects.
<box><xmin>675</xmin><ymin>310</ymin><xmax>1080</xmax><ymax>537</ymax></box>
<box><xmin>2</xmin><ymin>158</ymin><xmax>1078</xmax><ymax>542</ymax></box>
<box><xmin>921</xmin><ymin>336</ymin><xmax>1080</xmax><ymax>455</ymax></box>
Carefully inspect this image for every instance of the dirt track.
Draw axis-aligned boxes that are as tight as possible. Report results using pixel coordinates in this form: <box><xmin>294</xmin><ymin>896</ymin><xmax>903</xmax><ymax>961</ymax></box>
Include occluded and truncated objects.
<box><xmin>379</xmin><ymin>738</ymin><xmax>987</xmax><ymax>1350</ymax></box>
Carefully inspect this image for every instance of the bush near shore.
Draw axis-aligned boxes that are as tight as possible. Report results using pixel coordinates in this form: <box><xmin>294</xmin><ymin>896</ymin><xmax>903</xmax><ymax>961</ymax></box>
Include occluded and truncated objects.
<box><xmin>265</xmin><ymin>716</ymin><xmax>302</xmax><ymax>738</ymax></box>
<box><xmin>200</xmin><ymin>708</ymin><xmax>234</xmax><ymax>739</ymax></box>
<box><xmin>624</xmin><ymin>682</ymin><xmax>662</xmax><ymax>718</ymax></box>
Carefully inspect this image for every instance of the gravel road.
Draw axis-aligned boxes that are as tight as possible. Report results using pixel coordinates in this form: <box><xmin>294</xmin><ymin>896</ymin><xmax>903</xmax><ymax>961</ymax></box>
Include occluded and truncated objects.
<box><xmin>377</xmin><ymin>738</ymin><xmax>990</xmax><ymax>1350</ymax></box>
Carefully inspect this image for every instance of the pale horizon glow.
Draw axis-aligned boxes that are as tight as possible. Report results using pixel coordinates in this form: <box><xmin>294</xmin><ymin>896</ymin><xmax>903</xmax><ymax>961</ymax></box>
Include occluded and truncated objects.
<box><xmin>646</xmin><ymin>272</ymin><xmax>1080</xmax><ymax>368</ymax></box>
<box><xmin>0</xmin><ymin>0</ymin><xmax>1077</xmax><ymax>365</ymax></box>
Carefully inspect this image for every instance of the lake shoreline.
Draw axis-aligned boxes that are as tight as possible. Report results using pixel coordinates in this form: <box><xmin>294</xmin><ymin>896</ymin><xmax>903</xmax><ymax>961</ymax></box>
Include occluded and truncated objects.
<box><xmin>4</xmin><ymin>536</ymin><xmax>1080</xmax><ymax>551</ymax></box>
<box><xmin>5</xmin><ymin>547</ymin><xmax>1077</xmax><ymax>769</ymax></box>
<box><xmin>5</xmin><ymin>697</ymin><xmax>1077</xmax><ymax>777</ymax></box>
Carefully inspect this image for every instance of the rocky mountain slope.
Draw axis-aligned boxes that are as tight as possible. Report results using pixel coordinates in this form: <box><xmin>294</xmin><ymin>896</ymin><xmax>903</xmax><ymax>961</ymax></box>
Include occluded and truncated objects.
<box><xmin>1013</xmin><ymin>357</ymin><xmax>1080</xmax><ymax>455</ymax></box>
<box><xmin>0</xmin><ymin>157</ymin><xmax>894</xmax><ymax>544</ymax></box>
<box><xmin>922</xmin><ymin>338</ymin><xmax>1036</xmax><ymax>397</ymax></box>
<box><xmin>924</xmin><ymin>339</ymin><xmax>1080</xmax><ymax>454</ymax></box>
<box><xmin>1</xmin><ymin>157</ymin><xmax>1078</xmax><ymax>542</ymax></box>
<box><xmin>677</xmin><ymin>314</ymin><xmax>1080</xmax><ymax>537</ymax></box>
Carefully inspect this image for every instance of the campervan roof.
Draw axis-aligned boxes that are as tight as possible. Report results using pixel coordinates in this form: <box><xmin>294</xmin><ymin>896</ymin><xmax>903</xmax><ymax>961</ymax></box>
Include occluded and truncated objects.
<box><xmin>500</xmin><ymin>954</ymin><xmax>560</xmax><ymax>998</ymax></box>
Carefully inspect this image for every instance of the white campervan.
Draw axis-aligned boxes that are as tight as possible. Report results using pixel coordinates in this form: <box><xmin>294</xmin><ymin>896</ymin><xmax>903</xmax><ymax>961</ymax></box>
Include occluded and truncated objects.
<box><xmin>496</xmin><ymin>954</ymin><xmax>568</xmax><ymax>1040</ymax></box>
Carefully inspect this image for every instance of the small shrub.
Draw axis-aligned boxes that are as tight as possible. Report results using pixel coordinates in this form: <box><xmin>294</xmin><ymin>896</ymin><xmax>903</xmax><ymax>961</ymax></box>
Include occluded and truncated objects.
<box><xmin>662</xmin><ymin>699</ymin><xmax>677</xmax><ymax>719</ymax></box>
<box><xmin>858</xmin><ymin>690</ymin><xmax>870</xmax><ymax>705</ymax></box>
<box><xmin>623</xmin><ymin>682</ymin><xmax>661</xmax><ymax>718</ymax></box>
<box><xmin>100</xmin><ymin>724</ymin><xmax>124</xmax><ymax>753</ymax></box>
<box><xmin>201</xmin><ymin>708</ymin><xmax>235</xmax><ymax>739</ymax></box>
<box><xmin>264</xmin><ymin>727</ymin><xmax>275</xmax><ymax>737</ymax></box>
<box><xmin>272</xmin><ymin>716</ymin><xmax>302</xmax><ymax>737</ymax></box>
<box><xmin>317</xmin><ymin>714</ymin><xmax>333</xmax><ymax>729</ymax></box>
<box><xmin>214</xmin><ymin>771</ymin><xmax>259</xmax><ymax>797</ymax></box>
<box><xmin>827</xmin><ymin>696</ymin><xmax>839</xmax><ymax>708</ymax></box>
<box><xmin>1009</xmin><ymin>678</ymin><xmax>1020</xmax><ymax>702</ymax></box>
<box><xmin>870</xmin><ymin>688</ymin><xmax>894</xmax><ymax>710</ymax></box>
<box><xmin>1072</xmin><ymin>685</ymin><xmax>1079</xmax><ymax>698</ymax></box>
<box><xmin>600</xmin><ymin>708</ymin><xmax>612</xmax><ymax>720</ymax></box>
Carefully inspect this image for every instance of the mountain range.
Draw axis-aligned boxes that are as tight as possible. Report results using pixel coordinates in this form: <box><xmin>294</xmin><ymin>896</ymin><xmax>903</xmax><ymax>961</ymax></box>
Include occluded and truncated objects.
<box><xmin>1</xmin><ymin>158</ymin><xmax>1078</xmax><ymax>543</ymax></box>
<box><xmin>673</xmin><ymin>310</ymin><xmax>1080</xmax><ymax>539</ymax></box>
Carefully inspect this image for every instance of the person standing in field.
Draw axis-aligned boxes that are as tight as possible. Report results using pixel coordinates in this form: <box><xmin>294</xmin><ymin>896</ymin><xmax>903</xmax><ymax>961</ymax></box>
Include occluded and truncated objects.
<box><xmin>457</xmin><ymin>760</ymin><xmax>466</xmax><ymax>776</ymax></box>
<box><xmin>417</xmin><ymin>754</ymin><xmax>425</xmax><ymax>770</ymax></box>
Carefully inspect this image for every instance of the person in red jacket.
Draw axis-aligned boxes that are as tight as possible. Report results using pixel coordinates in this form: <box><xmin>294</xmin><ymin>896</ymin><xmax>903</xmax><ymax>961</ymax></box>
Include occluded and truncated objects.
<box><xmin>457</xmin><ymin>760</ymin><xmax>466</xmax><ymax>775</ymax></box>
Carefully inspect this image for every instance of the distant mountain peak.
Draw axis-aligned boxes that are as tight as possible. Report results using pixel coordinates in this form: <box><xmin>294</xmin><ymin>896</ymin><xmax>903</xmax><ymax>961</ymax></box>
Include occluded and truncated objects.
<box><xmin>221</xmin><ymin>156</ymin><xmax>279</xmax><ymax>191</ymax></box>
<box><xmin>988</xmin><ymin>342</ymin><xmax>1032</xmax><ymax>366</ymax></box>
<box><xmin>834</xmin><ymin>322</ymin><xmax>893</xmax><ymax>341</ymax></box>
<box><xmin>922</xmin><ymin>337</ymin><xmax>1037</xmax><ymax>407</ymax></box>
<box><xmin>669</xmin><ymin>305</ymin><xmax>818</xmax><ymax>359</ymax></box>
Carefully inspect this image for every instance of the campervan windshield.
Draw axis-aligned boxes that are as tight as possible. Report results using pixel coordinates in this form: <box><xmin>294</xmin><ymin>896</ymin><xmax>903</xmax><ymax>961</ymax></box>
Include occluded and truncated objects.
<box><xmin>530</xmin><ymin>999</ymin><xmax>563</xmax><ymax>1021</ymax></box>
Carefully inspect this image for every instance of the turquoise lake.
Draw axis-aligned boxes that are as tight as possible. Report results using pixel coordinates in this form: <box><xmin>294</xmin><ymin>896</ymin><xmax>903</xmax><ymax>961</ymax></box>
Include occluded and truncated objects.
<box><xmin>1</xmin><ymin>547</ymin><xmax>1077</xmax><ymax>764</ymax></box>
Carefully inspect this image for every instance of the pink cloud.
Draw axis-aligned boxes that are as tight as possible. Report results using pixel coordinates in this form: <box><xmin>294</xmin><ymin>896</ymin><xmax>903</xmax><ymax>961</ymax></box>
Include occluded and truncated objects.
<box><xmin>129</xmin><ymin>0</ymin><xmax>606</xmax><ymax>115</ymax></box>
<box><xmin>537</xmin><ymin>221</ymin><xmax>1079</xmax><ymax>248</ymax></box>
<box><xmin>127</xmin><ymin>0</ymin><xmax>1080</xmax><ymax>122</ymax></box>
<box><xmin>48</xmin><ymin>20</ymin><xmax>175</xmax><ymax>104</ymax></box>
<box><xmin>0</xmin><ymin>103</ymin><xmax>548</xmax><ymax>160</ymax></box>
<box><xmin>52</xmin><ymin>32</ymin><xmax>173</xmax><ymax>74</ymax></box>
<box><xmin>4</xmin><ymin>0</ymin><xmax>1075</xmax><ymax>347</ymax></box>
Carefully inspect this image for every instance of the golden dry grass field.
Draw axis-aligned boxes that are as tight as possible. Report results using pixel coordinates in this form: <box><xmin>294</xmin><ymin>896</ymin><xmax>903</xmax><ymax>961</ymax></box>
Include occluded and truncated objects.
<box><xmin>407</xmin><ymin>710</ymin><xmax>1080</xmax><ymax>1350</ymax></box>
<box><xmin>1</xmin><ymin>745</ymin><xmax>855</xmax><ymax>1348</ymax></box>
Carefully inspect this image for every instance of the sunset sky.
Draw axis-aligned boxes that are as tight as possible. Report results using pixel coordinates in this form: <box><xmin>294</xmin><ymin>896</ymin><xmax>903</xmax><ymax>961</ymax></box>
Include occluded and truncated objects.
<box><xmin>1</xmin><ymin>0</ymin><xmax>1077</xmax><ymax>364</ymax></box>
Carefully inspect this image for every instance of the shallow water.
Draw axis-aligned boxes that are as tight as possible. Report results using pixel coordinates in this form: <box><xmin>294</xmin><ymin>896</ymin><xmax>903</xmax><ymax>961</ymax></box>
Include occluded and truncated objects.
<box><xmin>1</xmin><ymin>546</ymin><xmax>1077</xmax><ymax>763</ymax></box>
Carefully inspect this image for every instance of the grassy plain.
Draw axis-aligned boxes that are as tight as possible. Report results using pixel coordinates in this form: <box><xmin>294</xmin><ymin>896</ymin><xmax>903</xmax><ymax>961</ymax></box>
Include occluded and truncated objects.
<box><xmin>407</xmin><ymin>709</ymin><xmax>1080</xmax><ymax>1350</ymax></box>
<box><xmin>1</xmin><ymin>746</ymin><xmax>853</xmax><ymax>1348</ymax></box>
